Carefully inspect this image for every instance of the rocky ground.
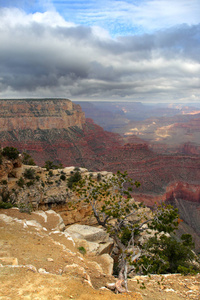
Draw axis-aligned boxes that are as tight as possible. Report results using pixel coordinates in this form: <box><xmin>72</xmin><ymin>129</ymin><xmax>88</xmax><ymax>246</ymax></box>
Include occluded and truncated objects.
<box><xmin>0</xmin><ymin>208</ymin><xmax>199</xmax><ymax>300</ymax></box>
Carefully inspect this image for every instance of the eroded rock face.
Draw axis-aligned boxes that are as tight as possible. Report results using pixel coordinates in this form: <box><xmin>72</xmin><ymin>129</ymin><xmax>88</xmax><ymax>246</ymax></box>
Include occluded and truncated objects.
<box><xmin>166</xmin><ymin>182</ymin><xmax>200</xmax><ymax>204</ymax></box>
<box><xmin>0</xmin><ymin>208</ymin><xmax>115</xmax><ymax>284</ymax></box>
<box><xmin>0</xmin><ymin>157</ymin><xmax>22</xmax><ymax>181</ymax></box>
<box><xmin>65</xmin><ymin>224</ymin><xmax>109</xmax><ymax>243</ymax></box>
<box><xmin>0</xmin><ymin>99</ymin><xmax>199</xmax><ymax>197</ymax></box>
<box><xmin>65</xmin><ymin>224</ymin><xmax>114</xmax><ymax>257</ymax></box>
<box><xmin>0</xmin><ymin>99</ymin><xmax>85</xmax><ymax>131</ymax></box>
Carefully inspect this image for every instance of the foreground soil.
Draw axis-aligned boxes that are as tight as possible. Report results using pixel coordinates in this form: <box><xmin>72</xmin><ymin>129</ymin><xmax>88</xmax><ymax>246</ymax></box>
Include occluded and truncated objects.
<box><xmin>0</xmin><ymin>208</ymin><xmax>199</xmax><ymax>300</ymax></box>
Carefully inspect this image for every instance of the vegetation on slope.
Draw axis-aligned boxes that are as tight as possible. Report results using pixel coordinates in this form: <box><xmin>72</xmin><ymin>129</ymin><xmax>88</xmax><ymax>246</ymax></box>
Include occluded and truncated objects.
<box><xmin>72</xmin><ymin>171</ymin><xmax>200</xmax><ymax>292</ymax></box>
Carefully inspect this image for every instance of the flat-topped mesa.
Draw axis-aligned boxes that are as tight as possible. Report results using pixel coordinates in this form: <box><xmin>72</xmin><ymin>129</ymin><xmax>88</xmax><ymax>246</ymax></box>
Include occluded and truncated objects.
<box><xmin>0</xmin><ymin>98</ymin><xmax>85</xmax><ymax>131</ymax></box>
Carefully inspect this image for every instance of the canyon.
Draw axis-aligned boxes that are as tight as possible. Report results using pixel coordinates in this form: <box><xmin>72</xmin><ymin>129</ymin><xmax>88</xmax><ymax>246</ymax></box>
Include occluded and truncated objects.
<box><xmin>0</xmin><ymin>98</ymin><xmax>200</xmax><ymax>249</ymax></box>
<box><xmin>77</xmin><ymin>101</ymin><xmax>200</xmax><ymax>155</ymax></box>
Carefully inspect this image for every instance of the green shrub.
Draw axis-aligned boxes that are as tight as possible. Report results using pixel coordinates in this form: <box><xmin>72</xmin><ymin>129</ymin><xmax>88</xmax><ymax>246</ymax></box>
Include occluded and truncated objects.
<box><xmin>18</xmin><ymin>202</ymin><xmax>32</xmax><ymax>214</ymax></box>
<box><xmin>48</xmin><ymin>170</ymin><xmax>53</xmax><ymax>177</ymax></box>
<box><xmin>44</xmin><ymin>160</ymin><xmax>63</xmax><ymax>171</ymax></box>
<box><xmin>44</xmin><ymin>160</ymin><xmax>54</xmax><ymax>171</ymax></box>
<box><xmin>17</xmin><ymin>177</ymin><xmax>25</xmax><ymax>188</ymax></box>
<box><xmin>22</xmin><ymin>152</ymin><xmax>36</xmax><ymax>165</ymax></box>
<box><xmin>35</xmin><ymin>175</ymin><xmax>40</xmax><ymax>181</ymax></box>
<box><xmin>0</xmin><ymin>201</ymin><xmax>13</xmax><ymax>209</ymax></box>
<box><xmin>26</xmin><ymin>180</ymin><xmax>35</xmax><ymax>187</ymax></box>
<box><xmin>67</xmin><ymin>171</ymin><xmax>82</xmax><ymax>189</ymax></box>
<box><xmin>136</xmin><ymin>234</ymin><xmax>197</xmax><ymax>275</ymax></box>
<box><xmin>1</xmin><ymin>180</ymin><xmax>7</xmax><ymax>185</ymax></box>
<box><xmin>60</xmin><ymin>174</ymin><xmax>66</xmax><ymax>181</ymax></box>
<box><xmin>2</xmin><ymin>147</ymin><xmax>19</xmax><ymax>160</ymax></box>
<box><xmin>24</xmin><ymin>168</ymin><xmax>35</xmax><ymax>179</ymax></box>
<box><xmin>74</xmin><ymin>167</ymin><xmax>80</xmax><ymax>171</ymax></box>
<box><xmin>97</xmin><ymin>173</ymin><xmax>102</xmax><ymax>181</ymax></box>
<box><xmin>47</xmin><ymin>181</ymin><xmax>53</xmax><ymax>185</ymax></box>
<box><xmin>78</xmin><ymin>246</ymin><xmax>86</xmax><ymax>255</ymax></box>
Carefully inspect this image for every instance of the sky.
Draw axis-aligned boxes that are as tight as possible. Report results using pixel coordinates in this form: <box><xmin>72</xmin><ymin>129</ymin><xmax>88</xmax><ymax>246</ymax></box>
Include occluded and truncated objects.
<box><xmin>0</xmin><ymin>0</ymin><xmax>199</xmax><ymax>103</ymax></box>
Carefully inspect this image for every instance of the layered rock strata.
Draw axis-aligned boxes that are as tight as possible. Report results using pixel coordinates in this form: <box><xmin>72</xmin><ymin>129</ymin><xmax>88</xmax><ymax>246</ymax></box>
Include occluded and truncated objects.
<box><xmin>0</xmin><ymin>98</ymin><xmax>85</xmax><ymax>131</ymax></box>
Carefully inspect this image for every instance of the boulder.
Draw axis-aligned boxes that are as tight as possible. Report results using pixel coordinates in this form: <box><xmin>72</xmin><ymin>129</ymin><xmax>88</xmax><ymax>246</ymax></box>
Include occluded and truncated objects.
<box><xmin>75</xmin><ymin>239</ymin><xmax>99</xmax><ymax>255</ymax></box>
<box><xmin>45</xmin><ymin>210</ymin><xmax>65</xmax><ymax>231</ymax></box>
<box><xmin>0</xmin><ymin>257</ymin><xmax>18</xmax><ymax>266</ymax></box>
<box><xmin>65</xmin><ymin>224</ymin><xmax>109</xmax><ymax>243</ymax></box>
<box><xmin>99</xmin><ymin>254</ymin><xmax>114</xmax><ymax>276</ymax></box>
<box><xmin>97</xmin><ymin>238</ymin><xmax>114</xmax><ymax>255</ymax></box>
<box><xmin>65</xmin><ymin>224</ymin><xmax>114</xmax><ymax>256</ymax></box>
<box><xmin>75</xmin><ymin>237</ymin><xmax>114</xmax><ymax>256</ymax></box>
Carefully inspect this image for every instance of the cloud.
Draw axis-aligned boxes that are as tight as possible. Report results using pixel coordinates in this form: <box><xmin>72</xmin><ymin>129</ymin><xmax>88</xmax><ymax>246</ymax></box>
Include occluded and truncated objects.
<box><xmin>3</xmin><ymin>1</ymin><xmax>199</xmax><ymax>35</ymax></box>
<box><xmin>50</xmin><ymin>0</ymin><xmax>200</xmax><ymax>35</ymax></box>
<box><xmin>0</xmin><ymin>7</ymin><xmax>199</xmax><ymax>102</ymax></box>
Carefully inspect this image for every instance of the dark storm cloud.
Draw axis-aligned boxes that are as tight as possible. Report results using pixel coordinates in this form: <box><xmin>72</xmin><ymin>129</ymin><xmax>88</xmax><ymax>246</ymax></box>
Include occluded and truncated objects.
<box><xmin>0</xmin><ymin>8</ymin><xmax>199</xmax><ymax>102</ymax></box>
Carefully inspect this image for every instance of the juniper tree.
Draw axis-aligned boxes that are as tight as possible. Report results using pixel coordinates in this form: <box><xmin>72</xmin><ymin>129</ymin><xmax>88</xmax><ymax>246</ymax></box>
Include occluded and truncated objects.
<box><xmin>72</xmin><ymin>171</ymin><xmax>198</xmax><ymax>292</ymax></box>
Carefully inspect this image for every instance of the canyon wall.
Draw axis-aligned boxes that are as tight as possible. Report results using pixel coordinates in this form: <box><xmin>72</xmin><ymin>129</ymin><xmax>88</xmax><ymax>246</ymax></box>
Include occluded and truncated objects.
<box><xmin>0</xmin><ymin>99</ymin><xmax>199</xmax><ymax>194</ymax></box>
<box><xmin>0</xmin><ymin>98</ymin><xmax>200</xmax><ymax>244</ymax></box>
<box><xmin>0</xmin><ymin>99</ymin><xmax>85</xmax><ymax>131</ymax></box>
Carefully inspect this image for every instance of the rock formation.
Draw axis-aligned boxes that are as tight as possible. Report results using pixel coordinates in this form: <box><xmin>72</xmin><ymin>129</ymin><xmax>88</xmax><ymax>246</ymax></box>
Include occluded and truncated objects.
<box><xmin>1</xmin><ymin>207</ymin><xmax>199</xmax><ymax>299</ymax></box>
<box><xmin>0</xmin><ymin>98</ymin><xmax>200</xmax><ymax>249</ymax></box>
<box><xmin>0</xmin><ymin>98</ymin><xmax>85</xmax><ymax>131</ymax></box>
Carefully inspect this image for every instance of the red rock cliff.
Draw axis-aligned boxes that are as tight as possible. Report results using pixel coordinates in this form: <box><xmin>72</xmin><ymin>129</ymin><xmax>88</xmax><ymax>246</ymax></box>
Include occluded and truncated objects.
<box><xmin>0</xmin><ymin>99</ymin><xmax>85</xmax><ymax>131</ymax></box>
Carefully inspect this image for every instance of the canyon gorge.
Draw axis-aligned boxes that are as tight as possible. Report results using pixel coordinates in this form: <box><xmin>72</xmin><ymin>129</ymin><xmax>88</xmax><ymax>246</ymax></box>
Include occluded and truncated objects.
<box><xmin>0</xmin><ymin>98</ymin><xmax>200</xmax><ymax>250</ymax></box>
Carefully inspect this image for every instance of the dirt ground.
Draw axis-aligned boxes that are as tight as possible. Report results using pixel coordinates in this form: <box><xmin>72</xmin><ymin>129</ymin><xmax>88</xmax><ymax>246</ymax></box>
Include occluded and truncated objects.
<box><xmin>0</xmin><ymin>208</ymin><xmax>199</xmax><ymax>300</ymax></box>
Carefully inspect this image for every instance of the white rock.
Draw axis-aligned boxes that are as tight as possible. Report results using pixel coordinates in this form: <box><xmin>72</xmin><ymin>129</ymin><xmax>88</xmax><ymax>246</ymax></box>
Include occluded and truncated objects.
<box><xmin>0</xmin><ymin>214</ymin><xmax>14</xmax><ymax>224</ymax></box>
<box><xmin>26</xmin><ymin>220</ymin><xmax>43</xmax><ymax>229</ymax></box>
<box><xmin>38</xmin><ymin>268</ymin><xmax>49</xmax><ymax>274</ymax></box>
<box><xmin>47</xmin><ymin>258</ymin><xmax>54</xmax><ymax>262</ymax></box>
<box><xmin>165</xmin><ymin>288</ymin><xmax>176</xmax><ymax>292</ymax></box>
<box><xmin>26</xmin><ymin>265</ymin><xmax>37</xmax><ymax>272</ymax></box>
<box><xmin>65</xmin><ymin>224</ymin><xmax>109</xmax><ymax>243</ymax></box>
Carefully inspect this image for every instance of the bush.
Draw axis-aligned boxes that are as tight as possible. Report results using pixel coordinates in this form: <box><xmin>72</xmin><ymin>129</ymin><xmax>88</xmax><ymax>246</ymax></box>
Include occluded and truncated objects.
<box><xmin>74</xmin><ymin>167</ymin><xmax>80</xmax><ymax>172</ymax></box>
<box><xmin>136</xmin><ymin>234</ymin><xmax>197</xmax><ymax>275</ymax></box>
<box><xmin>22</xmin><ymin>152</ymin><xmax>36</xmax><ymax>165</ymax></box>
<box><xmin>97</xmin><ymin>173</ymin><xmax>102</xmax><ymax>181</ymax></box>
<box><xmin>2</xmin><ymin>147</ymin><xmax>19</xmax><ymax>160</ymax></box>
<box><xmin>24</xmin><ymin>168</ymin><xmax>35</xmax><ymax>179</ymax></box>
<box><xmin>26</xmin><ymin>180</ymin><xmax>35</xmax><ymax>187</ymax></box>
<box><xmin>44</xmin><ymin>160</ymin><xmax>54</xmax><ymax>171</ymax></box>
<box><xmin>67</xmin><ymin>171</ymin><xmax>82</xmax><ymax>189</ymax></box>
<box><xmin>44</xmin><ymin>161</ymin><xmax>63</xmax><ymax>171</ymax></box>
<box><xmin>60</xmin><ymin>174</ymin><xmax>66</xmax><ymax>181</ymax></box>
<box><xmin>48</xmin><ymin>170</ymin><xmax>53</xmax><ymax>177</ymax></box>
<box><xmin>18</xmin><ymin>202</ymin><xmax>32</xmax><ymax>214</ymax></box>
<box><xmin>17</xmin><ymin>177</ymin><xmax>25</xmax><ymax>188</ymax></box>
<box><xmin>0</xmin><ymin>201</ymin><xmax>13</xmax><ymax>209</ymax></box>
<box><xmin>1</xmin><ymin>180</ymin><xmax>7</xmax><ymax>185</ymax></box>
<box><xmin>78</xmin><ymin>246</ymin><xmax>86</xmax><ymax>255</ymax></box>
<box><xmin>35</xmin><ymin>175</ymin><xmax>40</xmax><ymax>181</ymax></box>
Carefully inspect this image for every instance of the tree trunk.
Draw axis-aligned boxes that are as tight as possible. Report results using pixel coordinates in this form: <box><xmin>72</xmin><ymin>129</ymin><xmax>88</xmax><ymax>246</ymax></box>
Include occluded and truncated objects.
<box><xmin>116</xmin><ymin>255</ymin><xmax>128</xmax><ymax>293</ymax></box>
